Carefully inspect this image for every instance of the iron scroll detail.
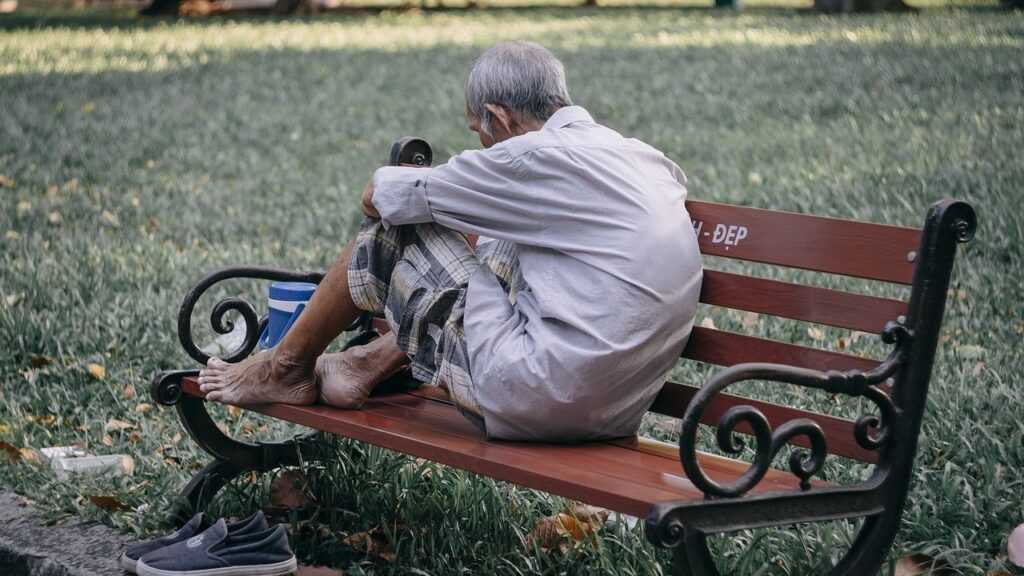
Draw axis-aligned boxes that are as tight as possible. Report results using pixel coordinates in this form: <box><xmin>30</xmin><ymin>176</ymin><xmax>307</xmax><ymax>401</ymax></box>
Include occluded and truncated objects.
<box><xmin>177</xmin><ymin>266</ymin><xmax>325</xmax><ymax>366</ymax></box>
<box><xmin>678</xmin><ymin>322</ymin><xmax>909</xmax><ymax>498</ymax></box>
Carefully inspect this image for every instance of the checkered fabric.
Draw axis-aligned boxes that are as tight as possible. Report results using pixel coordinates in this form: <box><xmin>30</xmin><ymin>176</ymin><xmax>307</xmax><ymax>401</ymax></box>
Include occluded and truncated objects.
<box><xmin>347</xmin><ymin>218</ymin><xmax>519</xmax><ymax>433</ymax></box>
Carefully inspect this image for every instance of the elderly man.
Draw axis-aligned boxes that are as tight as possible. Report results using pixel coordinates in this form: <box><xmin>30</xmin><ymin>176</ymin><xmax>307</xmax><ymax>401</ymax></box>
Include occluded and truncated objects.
<box><xmin>199</xmin><ymin>41</ymin><xmax>702</xmax><ymax>442</ymax></box>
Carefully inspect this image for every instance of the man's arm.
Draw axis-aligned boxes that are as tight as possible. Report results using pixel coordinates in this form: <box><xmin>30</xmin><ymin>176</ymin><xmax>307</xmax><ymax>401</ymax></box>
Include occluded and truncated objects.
<box><xmin>368</xmin><ymin>145</ymin><xmax>559</xmax><ymax>245</ymax></box>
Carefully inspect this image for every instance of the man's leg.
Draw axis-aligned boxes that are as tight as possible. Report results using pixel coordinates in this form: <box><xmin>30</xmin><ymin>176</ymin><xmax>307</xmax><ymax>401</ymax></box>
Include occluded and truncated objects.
<box><xmin>198</xmin><ymin>242</ymin><xmax>368</xmax><ymax>405</ymax></box>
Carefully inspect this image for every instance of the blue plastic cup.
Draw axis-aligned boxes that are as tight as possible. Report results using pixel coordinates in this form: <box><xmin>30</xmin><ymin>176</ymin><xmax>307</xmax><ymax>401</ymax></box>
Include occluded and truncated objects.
<box><xmin>258</xmin><ymin>282</ymin><xmax>318</xmax><ymax>349</ymax></box>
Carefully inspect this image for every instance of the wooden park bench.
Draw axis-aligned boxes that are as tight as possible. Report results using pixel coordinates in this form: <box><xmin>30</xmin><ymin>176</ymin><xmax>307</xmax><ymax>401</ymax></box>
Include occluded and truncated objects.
<box><xmin>150</xmin><ymin>182</ymin><xmax>976</xmax><ymax>574</ymax></box>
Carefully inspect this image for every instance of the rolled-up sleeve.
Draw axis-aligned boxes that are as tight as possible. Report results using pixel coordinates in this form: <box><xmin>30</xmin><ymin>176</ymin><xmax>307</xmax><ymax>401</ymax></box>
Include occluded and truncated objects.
<box><xmin>371</xmin><ymin>166</ymin><xmax>434</xmax><ymax>228</ymax></box>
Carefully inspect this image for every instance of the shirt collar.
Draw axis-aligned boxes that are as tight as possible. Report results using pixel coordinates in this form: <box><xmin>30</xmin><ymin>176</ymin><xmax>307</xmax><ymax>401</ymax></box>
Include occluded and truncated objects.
<box><xmin>543</xmin><ymin>106</ymin><xmax>594</xmax><ymax>130</ymax></box>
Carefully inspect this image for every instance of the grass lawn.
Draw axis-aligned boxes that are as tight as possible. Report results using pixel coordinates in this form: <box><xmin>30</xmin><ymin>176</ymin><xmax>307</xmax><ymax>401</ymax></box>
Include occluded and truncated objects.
<box><xmin>1</xmin><ymin>3</ymin><xmax>1022</xmax><ymax>574</ymax></box>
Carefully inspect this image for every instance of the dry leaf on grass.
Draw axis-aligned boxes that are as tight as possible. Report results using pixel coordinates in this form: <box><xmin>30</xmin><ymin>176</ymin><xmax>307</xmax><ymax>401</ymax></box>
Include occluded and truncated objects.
<box><xmin>135</xmin><ymin>403</ymin><xmax>152</xmax><ymax>414</ymax></box>
<box><xmin>270</xmin><ymin>470</ymin><xmax>309</xmax><ymax>510</ymax></box>
<box><xmin>893</xmin><ymin>553</ymin><xmax>951</xmax><ymax>575</ymax></box>
<box><xmin>86</xmin><ymin>363</ymin><xmax>106</xmax><ymax>380</ymax></box>
<box><xmin>47</xmin><ymin>211</ymin><xmax>62</xmax><ymax>225</ymax></box>
<box><xmin>0</xmin><ymin>441</ymin><xmax>23</xmax><ymax>462</ymax></box>
<box><xmin>104</xmin><ymin>419</ymin><xmax>134</xmax><ymax>432</ymax></box>
<box><xmin>29</xmin><ymin>355</ymin><xmax>53</xmax><ymax>368</ymax></box>
<box><xmin>342</xmin><ymin>526</ymin><xmax>397</xmax><ymax>562</ymax></box>
<box><xmin>0</xmin><ymin>175</ymin><xmax>15</xmax><ymax>188</ymax></box>
<box><xmin>807</xmin><ymin>326</ymin><xmax>826</xmax><ymax>341</ymax></box>
<box><xmin>88</xmin><ymin>495</ymin><xmax>130</xmax><ymax>511</ymax></box>
<box><xmin>100</xmin><ymin>210</ymin><xmax>120</xmax><ymax>227</ymax></box>
<box><xmin>527</xmin><ymin>503</ymin><xmax>610</xmax><ymax>552</ymax></box>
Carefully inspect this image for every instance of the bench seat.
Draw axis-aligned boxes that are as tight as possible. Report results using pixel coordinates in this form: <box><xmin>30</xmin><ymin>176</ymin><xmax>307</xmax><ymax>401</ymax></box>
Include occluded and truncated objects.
<box><xmin>182</xmin><ymin>377</ymin><xmax>816</xmax><ymax>518</ymax></box>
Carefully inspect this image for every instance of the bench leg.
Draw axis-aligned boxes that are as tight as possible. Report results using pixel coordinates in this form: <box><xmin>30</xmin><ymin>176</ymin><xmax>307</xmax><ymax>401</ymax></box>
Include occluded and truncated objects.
<box><xmin>152</xmin><ymin>370</ymin><xmax>322</xmax><ymax>525</ymax></box>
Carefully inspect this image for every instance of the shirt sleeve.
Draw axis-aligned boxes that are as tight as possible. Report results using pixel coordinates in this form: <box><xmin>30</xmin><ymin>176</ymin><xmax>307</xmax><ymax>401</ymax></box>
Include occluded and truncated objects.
<box><xmin>370</xmin><ymin>166</ymin><xmax>434</xmax><ymax>228</ymax></box>
<box><xmin>373</xmin><ymin>144</ymin><xmax>556</xmax><ymax>243</ymax></box>
<box><xmin>418</xmin><ymin>145</ymin><xmax>556</xmax><ymax>242</ymax></box>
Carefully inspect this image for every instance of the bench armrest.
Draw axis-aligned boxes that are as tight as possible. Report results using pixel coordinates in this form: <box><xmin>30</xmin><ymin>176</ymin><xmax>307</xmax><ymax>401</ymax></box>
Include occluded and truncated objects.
<box><xmin>176</xmin><ymin>266</ymin><xmax>325</xmax><ymax>365</ymax></box>
<box><xmin>676</xmin><ymin>321</ymin><xmax>910</xmax><ymax>500</ymax></box>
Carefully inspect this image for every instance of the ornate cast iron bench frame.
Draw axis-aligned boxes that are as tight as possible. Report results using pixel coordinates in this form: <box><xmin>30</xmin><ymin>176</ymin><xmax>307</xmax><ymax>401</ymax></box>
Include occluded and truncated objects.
<box><xmin>151</xmin><ymin>198</ymin><xmax>976</xmax><ymax>576</ymax></box>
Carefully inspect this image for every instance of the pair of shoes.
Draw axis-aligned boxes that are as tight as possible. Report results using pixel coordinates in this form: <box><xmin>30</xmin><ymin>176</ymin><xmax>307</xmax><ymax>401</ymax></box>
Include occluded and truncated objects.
<box><xmin>120</xmin><ymin>511</ymin><xmax>297</xmax><ymax>576</ymax></box>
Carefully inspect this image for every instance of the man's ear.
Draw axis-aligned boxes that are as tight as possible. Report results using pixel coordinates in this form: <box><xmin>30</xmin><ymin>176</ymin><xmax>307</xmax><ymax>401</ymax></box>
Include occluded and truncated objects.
<box><xmin>484</xmin><ymin>103</ymin><xmax>514</xmax><ymax>136</ymax></box>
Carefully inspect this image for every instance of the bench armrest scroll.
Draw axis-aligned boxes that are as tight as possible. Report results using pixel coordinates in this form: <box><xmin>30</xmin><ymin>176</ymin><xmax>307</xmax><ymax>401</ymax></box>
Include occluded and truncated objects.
<box><xmin>679</xmin><ymin>322</ymin><xmax>909</xmax><ymax>499</ymax></box>
<box><xmin>177</xmin><ymin>266</ymin><xmax>325</xmax><ymax>365</ymax></box>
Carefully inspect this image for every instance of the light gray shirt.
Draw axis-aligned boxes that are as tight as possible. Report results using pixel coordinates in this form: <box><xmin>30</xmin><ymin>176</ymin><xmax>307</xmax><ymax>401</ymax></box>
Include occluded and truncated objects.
<box><xmin>371</xmin><ymin>106</ymin><xmax>702</xmax><ymax>442</ymax></box>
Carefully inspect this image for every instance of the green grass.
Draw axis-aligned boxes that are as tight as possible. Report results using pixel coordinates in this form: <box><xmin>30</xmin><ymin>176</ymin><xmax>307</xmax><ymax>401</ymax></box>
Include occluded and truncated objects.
<box><xmin>1</xmin><ymin>4</ymin><xmax>1022</xmax><ymax>575</ymax></box>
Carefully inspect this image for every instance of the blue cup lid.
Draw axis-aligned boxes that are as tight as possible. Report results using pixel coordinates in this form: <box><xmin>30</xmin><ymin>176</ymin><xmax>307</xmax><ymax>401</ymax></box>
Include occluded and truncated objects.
<box><xmin>269</xmin><ymin>281</ymin><xmax>318</xmax><ymax>302</ymax></box>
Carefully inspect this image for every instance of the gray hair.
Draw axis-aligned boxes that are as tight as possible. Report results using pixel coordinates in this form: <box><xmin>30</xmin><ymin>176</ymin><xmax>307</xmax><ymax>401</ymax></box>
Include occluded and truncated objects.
<box><xmin>465</xmin><ymin>41</ymin><xmax>573</xmax><ymax>136</ymax></box>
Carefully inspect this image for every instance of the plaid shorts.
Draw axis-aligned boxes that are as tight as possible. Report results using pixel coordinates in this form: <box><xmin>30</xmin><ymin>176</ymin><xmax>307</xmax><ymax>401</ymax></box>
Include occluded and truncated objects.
<box><xmin>347</xmin><ymin>218</ymin><xmax>519</xmax><ymax>432</ymax></box>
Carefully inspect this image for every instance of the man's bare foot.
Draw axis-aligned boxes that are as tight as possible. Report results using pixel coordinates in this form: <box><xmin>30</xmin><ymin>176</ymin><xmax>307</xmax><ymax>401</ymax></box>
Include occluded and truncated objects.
<box><xmin>198</xmin><ymin>350</ymin><xmax>318</xmax><ymax>406</ymax></box>
<box><xmin>316</xmin><ymin>332</ymin><xmax>408</xmax><ymax>409</ymax></box>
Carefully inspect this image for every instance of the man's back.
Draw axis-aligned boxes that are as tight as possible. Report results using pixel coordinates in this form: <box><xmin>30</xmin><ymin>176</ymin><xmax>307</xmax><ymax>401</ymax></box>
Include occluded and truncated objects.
<box><xmin>428</xmin><ymin>106</ymin><xmax>704</xmax><ymax>441</ymax></box>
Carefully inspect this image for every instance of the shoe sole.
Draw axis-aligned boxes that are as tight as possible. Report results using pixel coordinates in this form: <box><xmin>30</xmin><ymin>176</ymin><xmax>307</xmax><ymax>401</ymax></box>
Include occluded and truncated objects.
<box><xmin>135</xmin><ymin>556</ymin><xmax>297</xmax><ymax>576</ymax></box>
<box><xmin>120</xmin><ymin>553</ymin><xmax>138</xmax><ymax>574</ymax></box>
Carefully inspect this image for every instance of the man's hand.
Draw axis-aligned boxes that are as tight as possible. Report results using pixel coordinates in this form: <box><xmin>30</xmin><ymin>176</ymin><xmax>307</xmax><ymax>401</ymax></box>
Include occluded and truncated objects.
<box><xmin>361</xmin><ymin>178</ymin><xmax>380</xmax><ymax>219</ymax></box>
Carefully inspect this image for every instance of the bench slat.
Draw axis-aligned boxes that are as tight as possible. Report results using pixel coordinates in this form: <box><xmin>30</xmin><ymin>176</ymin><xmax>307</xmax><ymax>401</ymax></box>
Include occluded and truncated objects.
<box><xmin>649</xmin><ymin>382</ymin><xmax>877</xmax><ymax>463</ymax></box>
<box><xmin>687</xmin><ymin>200</ymin><xmax>920</xmax><ymax>285</ymax></box>
<box><xmin>700</xmin><ymin>270</ymin><xmax>907</xmax><ymax>334</ymax></box>
<box><xmin>401</xmin><ymin>388</ymin><xmax>803</xmax><ymax>492</ymax></box>
<box><xmin>181</xmin><ymin>379</ymin><xmax>812</xmax><ymax>517</ymax></box>
<box><xmin>682</xmin><ymin>326</ymin><xmax>880</xmax><ymax>372</ymax></box>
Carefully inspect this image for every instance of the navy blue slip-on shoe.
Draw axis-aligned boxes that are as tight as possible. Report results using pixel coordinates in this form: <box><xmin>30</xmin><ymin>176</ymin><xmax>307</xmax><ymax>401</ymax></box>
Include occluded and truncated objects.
<box><xmin>136</xmin><ymin>519</ymin><xmax>297</xmax><ymax>576</ymax></box>
<box><xmin>119</xmin><ymin>511</ymin><xmax>269</xmax><ymax>574</ymax></box>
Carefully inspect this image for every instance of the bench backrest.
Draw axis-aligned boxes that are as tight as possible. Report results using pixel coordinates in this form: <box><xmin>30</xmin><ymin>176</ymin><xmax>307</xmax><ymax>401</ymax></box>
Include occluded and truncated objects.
<box><xmin>651</xmin><ymin>201</ymin><xmax>921</xmax><ymax>464</ymax></box>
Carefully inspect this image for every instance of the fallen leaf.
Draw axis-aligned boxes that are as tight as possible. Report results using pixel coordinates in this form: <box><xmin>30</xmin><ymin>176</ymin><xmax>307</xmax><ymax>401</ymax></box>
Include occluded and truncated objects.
<box><xmin>227</xmin><ymin>405</ymin><xmax>242</xmax><ymax>419</ymax></box>
<box><xmin>86</xmin><ymin>363</ymin><xmax>106</xmax><ymax>380</ymax></box>
<box><xmin>4</xmin><ymin>230</ymin><xmax>18</xmax><ymax>240</ymax></box>
<box><xmin>63</xmin><ymin>178</ymin><xmax>79</xmax><ymax>192</ymax></box>
<box><xmin>100</xmin><ymin>210</ymin><xmax>120</xmax><ymax>227</ymax></box>
<box><xmin>104</xmin><ymin>418</ymin><xmax>134</xmax><ymax>432</ymax></box>
<box><xmin>46</xmin><ymin>184</ymin><xmax>58</xmax><ymax>196</ymax></box>
<box><xmin>270</xmin><ymin>470</ymin><xmax>309</xmax><ymax>510</ymax></box>
<box><xmin>122</xmin><ymin>384</ymin><xmax>136</xmax><ymax>400</ymax></box>
<box><xmin>172</xmin><ymin>432</ymin><xmax>182</xmax><ymax>444</ymax></box>
<box><xmin>1009</xmin><ymin>523</ymin><xmax>1024</xmax><ymax>569</ymax></box>
<box><xmin>128</xmin><ymin>431</ymin><xmax>142</xmax><ymax>444</ymax></box>
<box><xmin>807</xmin><ymin>327</ymin><xmax>826</xmax><ymax>341</ymax></box>
<box><xmin>120</xmin><ymin>455</ymin><xmax>135</xmax><ymax>475</ymax></box>
<box><xmin>972</xmin><ymin>362</ymin><xmax>986</xmax><ymax>377</ymax></box>
<box><xmin>527</xmin><ymin>503</ymin><xmax>609</xmax><ymax>552</ymax></box>
<box><xmin>135</xmin><ymin>403</ymin><xmax>152</xmax><ymax>414</ymax></box>
<box><xmin>19</xmin><ymin>448</ymin><xmax>40</xmax><ymax>463</ymax></box>
<box><xmin>4</xmin><ymin>293</ymin><xmax>22</xmax><ymax>307</ymax></box>
<box><xmin>130</xmin><ymin>196</ymin><xmax>140</xmax><ymax>208</ymax></box>
<box><xmin>88</xmin><ymin>495</ymin><xmax>130</xmax><ymax>511</ymax></box>
<box><xmin>16</xmin><ymin>200</ymin><xmax>31</xmax><ymax>216</ymax></box>
<box><xmin>81</xmin><ymin>102</ymin><xmax>96</xmax><ymax>113</ymax></box>
<box><xmin>699</xmin><ymin>317</ymin><xmax>716</xmax><ymax>330</ymax></box>
<box><xmin>47</xmin><ymin>211</ymin><xmax>62</xmax><ymax>225</ymax></box>
<box><xmin>0</xmin><ymin>441</ymin><xmax>22</xmax><ymax>462</ymax></box>
<box><xmin>0</xmin><ymin>175</ymin><xmax>15</xmax><ymax>188</ymax></box>
<box><xmin>101</xmin><ymin>434</ymin><xmax>114</xmax><ymax>446</ymax></box>
<box><xmin>30</xmin><ymin>355</ymin><xmax>53</xmax><ymax>368</ymax></box>
<box><xmin>36</xmin><ymin>415</ymin><xmax>56</xmax><ymax>426</ymax></box>
<box><xmin>342</xmin><ymin>526</ymin><xmax>396</xmax><ymax>561</ymax></box>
